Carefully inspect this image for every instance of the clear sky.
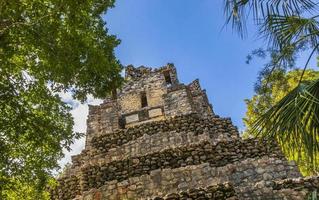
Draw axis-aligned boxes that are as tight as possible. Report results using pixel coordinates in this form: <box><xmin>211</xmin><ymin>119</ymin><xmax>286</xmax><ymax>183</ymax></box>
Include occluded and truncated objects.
<box><xmin>59</xmin><ymin>0</ymin><xmax>317</xmax><ymax>167</ymax></box>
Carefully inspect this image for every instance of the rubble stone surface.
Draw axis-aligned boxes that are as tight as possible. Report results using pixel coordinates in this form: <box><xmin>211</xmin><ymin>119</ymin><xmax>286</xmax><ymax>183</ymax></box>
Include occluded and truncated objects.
<box><xmin>50</xmin><ymin>64</ymin><xmax>319</xmax><ymax>200</ymax></box>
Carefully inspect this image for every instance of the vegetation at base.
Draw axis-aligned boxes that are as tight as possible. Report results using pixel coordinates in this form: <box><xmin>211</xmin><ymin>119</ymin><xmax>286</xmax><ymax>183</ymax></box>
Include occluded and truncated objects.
<box><xmin>2</xmin><ymin>178</ymin><xmax>57</xmax><ymax>200</ymax></box>
<box><xmin>0</xmin><ymin>0</ymin><xmax>122</xmax><ymax>198</ymax></box>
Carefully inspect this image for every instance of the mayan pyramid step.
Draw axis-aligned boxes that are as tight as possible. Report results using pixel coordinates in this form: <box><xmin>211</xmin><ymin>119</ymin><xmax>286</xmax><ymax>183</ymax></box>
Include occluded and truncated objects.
<box><xmin>50</xmin><ymin>64</ymin><xmax>318</xmax><ymax>200</ymax></box>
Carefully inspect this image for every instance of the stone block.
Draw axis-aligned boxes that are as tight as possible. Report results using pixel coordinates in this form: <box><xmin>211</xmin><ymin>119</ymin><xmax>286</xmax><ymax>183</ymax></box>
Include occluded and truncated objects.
<box><xmin>149</xmin><ymin>108</ymin><xmax>163</xmax><ymax>118</ymax></box>
<box><xmin>125</xmin><ymin>114</ymin><xmax>139</xmax><ymax>124</ymax></box>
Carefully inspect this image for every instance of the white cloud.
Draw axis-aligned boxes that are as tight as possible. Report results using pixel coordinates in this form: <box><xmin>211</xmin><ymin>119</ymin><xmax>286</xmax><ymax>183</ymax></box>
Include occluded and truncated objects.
<box><xmin>57</xmin><ymin>92</ymin><xmax>103</xmax><ymax>169</ymax></box>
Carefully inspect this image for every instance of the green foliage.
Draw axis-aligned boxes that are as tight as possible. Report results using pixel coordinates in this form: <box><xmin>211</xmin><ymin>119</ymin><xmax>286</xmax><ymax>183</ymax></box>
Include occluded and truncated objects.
<box><xmin>252</xmin><ymin>74</ymin><xmax>319</xmax><ymax>175</ymax></box>
<box><xmin>0</xmin><ymin>0</ymin><xmax>123</xmax><ymax>198</ymax></box>
<box><xmin>2</xmin><ymin>177</ymin><xmax>56</xmax><ymax>200</ymax></box>
<box><xmin>224</xmin><ymin>0</ymin><xmax>319</xmax><ymax>171</ymax></box>
<box><xmin>243</xmin><ymin>69</ymin><xmax>319</xmax><ymax>175</ymax></box>
<box><xmin>244</xmin><ymin>69</ymin><xmax>319</xmax><ymax>134</ymax></box>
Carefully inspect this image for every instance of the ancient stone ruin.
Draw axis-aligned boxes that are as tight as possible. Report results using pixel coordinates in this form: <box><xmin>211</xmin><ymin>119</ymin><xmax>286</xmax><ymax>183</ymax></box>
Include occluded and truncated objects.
<box><xmin>51</xmin><ymin>64</ymin><xmax>319</xmax><ymax>200</ymax></box>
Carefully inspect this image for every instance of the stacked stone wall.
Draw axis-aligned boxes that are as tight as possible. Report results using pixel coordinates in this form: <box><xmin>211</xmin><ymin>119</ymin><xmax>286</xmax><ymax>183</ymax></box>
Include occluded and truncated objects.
<box><xmin>85</xmin><ymin>101</ymin><xmax>119</xmax><ymax>148</ymax></box>
<box><xmin>163</xmin><ymin>86</ymin><xmax>196</xmax><ymax>117</ymax></box>
<box><xmin>65</xmin><ymin>114</ymin><xmax>238</xmax><ymax>178</ymax></box>
<box><xmin>271</xmin><ymin>176</ymin><xmax>319</xmax><ymax>199</ymax></box>
<box><xmin>151</xmin><ymin>183</ymin><xmax>238</xmax><ymax>200</ymax></box>
<box><xmin>237</xmin><ymin>176</ymin><xmax>319</xmax><ymax>200</ymax></box>
<box><xmin>119</xmin><ymin>65</ymin><xmax>176</xmax><ymax>116</ymax></box>
<box><xmin>124</xmin><ymin>64</ymin><xmax>178</xmax><ymax>84</ymax></box>
<box><xmin>90</xmin><ymin>114</ymin><xmax>238</xmax><ymax>155</ymax></box>
<box><xmin>67</xmin><ymin>131</ymin><xmax>212</xmax><ymax>178</ymax></box>
<box><xmin>88</xmin><ymin>131</ymin><xmax>211</xmax><ymax>165</ymax></box>
<box><xmin>72</xmin><ymin>155</ymin><xmax>300</xmax><ymax>200</ymax></box>
<box><xmin>188</xmin><ymin>79</ymin><xmax>214</xmax><ymax>117</ymax></box>
<box><xmin>79</xmin><ymin>139</ymin><xmax>288</xmax><ymax>191</ymax></box>
<box><xmin>150</xmin><ymin>176</ymin><xmax>319</xmax><ymax>200</ymax></box>
<box><xmin>51</xmin><ymin>137</ymin><xmax>302</xmax><ymax>200</ymax></box>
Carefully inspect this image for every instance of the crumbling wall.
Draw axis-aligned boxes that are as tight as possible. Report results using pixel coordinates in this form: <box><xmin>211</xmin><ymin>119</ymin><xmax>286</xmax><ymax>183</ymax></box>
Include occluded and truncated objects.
<box><xmin>237</xmin><ymin>175</ymin><xmax>319</xmax><ymax>200</ymax></box>
<box><xmin>51</xmin><ymin>137</ymin><xmax>302</xmax><ymax>200</ymax></box>
<box><xmin>152</xmin><ymin>183</ymin><xmax>238</xmax><ymax>200</ymax></box>
<box><xmin>90</xmin><ymin>114</ymin><xmax>239</xmax><ymax>155</ymax></box>
<box><xmin>188</xmin><ymin>79</ymin><xmax>214</xmax><ymax>117</ymax></box>
<box><xmin>86</xmin><ymin>64</ymin><xmax>217</xmax><ymax>138</ymax></box>
<box><xmin>89</xmin><ymin>131</ymin><xmax>212</xmax><ymax>165</ymax></box>
<box><xmin>163</xmin><ymin>85</ymin><xmax>194</xmax><ymax>117</ymax></box>
<box><xmin>64</xmin><ymin>114</ymin><xmax>239</xmax><ymax>175</ymax></box>
<box><xmin>59</xmin><ymin>152</ymin><xmax>301</xmax><ymax>200</ymax></box>
<box><xmin>118</xmin><ymin>66</ymin><xmax>172</xmax><ymax>127</ymax></box>
<box><xmin>85</xmin><ymin>101</ymin><xmax>119</xmax><ymax>149</ymax></box>
<box><xmin>124</xmin><ymin>64</ymin><xmax>178</xmax><ymax>85</ymax></box>
<box><xmin>78</xmin><ymin>139</ymin><xmax>294</xmax><ymax>191</ymax></box>
<box><xmin>271</xmin><ymin>176</ymin><xmax>319</xmax><ymax>199</ymax></box>
<box><xmin>81</xmin><ymin>183</ymin><xmax>239</xmax><ymax>200</ymax></box>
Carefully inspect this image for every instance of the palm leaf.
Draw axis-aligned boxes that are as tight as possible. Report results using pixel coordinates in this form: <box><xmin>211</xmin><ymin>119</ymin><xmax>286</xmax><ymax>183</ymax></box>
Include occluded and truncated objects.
<box><xmin>224</xmin><ymin>0</ymin><xmax>318</xmax><ymax>37</ymax></box>
<box><xmin>251</xmin><ymin>78</ymin><xmax>319</xmax><ymax>166</ymax></box>
<box><xmin>261</xmin><ymin>14</ymin><xmax>319</xmax><ymax>50</ymax></box>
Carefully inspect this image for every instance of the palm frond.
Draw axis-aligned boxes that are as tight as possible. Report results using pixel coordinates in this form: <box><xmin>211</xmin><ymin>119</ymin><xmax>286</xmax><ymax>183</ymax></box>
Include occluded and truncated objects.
<box><xmin>224</xmin><ymin>0</ymin><xmax>249</xmax><ymax>37</ymax></box>
<box><xmin>251</xmin><ymin>78</ymin><xmax>319</xmax><ymax>165</ymax></box>
<box><xmin>224</xmin><ymin>0</ymin><xmax>318</xmax><ymax>37</ymax></box>
<box><xmin>261</xmin><ymin>15</ymin><xmax>319</xmax><ymax>49</ymax></box>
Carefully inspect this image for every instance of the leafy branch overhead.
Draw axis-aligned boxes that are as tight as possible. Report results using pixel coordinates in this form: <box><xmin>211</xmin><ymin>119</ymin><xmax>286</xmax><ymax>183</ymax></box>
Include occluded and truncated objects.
<box><xmin>0</xmin><ymin>0</ymin><xmax>123</xmax><ymax>101</ymax></box>
<box><xmin>224</xmin><ymin>0</ymin><xmax>319</xmax><ymax>172</ymax></box>
<box><xmin>0</xmin><ymin>0</ymin><xmax>123</xmax><ymax>198</ymax></box>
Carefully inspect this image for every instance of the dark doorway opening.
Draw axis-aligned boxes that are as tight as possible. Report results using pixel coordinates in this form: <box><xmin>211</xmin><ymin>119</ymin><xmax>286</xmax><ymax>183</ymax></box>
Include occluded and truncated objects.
<box><xmin>141</xmin><ymin>91</ymin><xmax>148</xmax><ymax>108</ymax></box>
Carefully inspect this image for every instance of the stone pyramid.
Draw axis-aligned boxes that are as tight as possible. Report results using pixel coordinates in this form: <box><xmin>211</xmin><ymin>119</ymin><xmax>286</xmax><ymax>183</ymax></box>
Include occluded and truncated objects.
<box><xmin>51</xmin><ymin>64</ymin><xmax>319</xmax><ymax>200</ymax></box>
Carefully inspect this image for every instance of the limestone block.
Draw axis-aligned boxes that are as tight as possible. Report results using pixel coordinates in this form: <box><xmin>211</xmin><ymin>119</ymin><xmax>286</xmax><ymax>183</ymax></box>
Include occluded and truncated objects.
<box><xmin>119</xmin><ymin>93</ymin><xmax>141</xmax><ymax>113</ymax></box>
<box><xmin>125</xmin><ymin>114</ymin><xmax>139</xmax><ymax>124</ymax></box>
<box><xmin>149</xmin><ymin>108</ymin><xmax>163</xmax><ymax>118</ymax></box>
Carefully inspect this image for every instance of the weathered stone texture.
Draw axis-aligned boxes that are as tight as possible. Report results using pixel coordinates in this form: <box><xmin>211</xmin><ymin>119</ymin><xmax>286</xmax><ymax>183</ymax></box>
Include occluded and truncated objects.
<box><xmin>188</xmin><ymin>79</ymin><xmax>214</xmax><ymax>117</ymax></box>
<box><xmin>118</xmin><ymin>92</ymin><xmax>142</xmax><ymax>114</ymax></box>
<box><xmin>89</xmin><ymin>114</ymin><xmax>238</xmax><ymax>155</ymax></box>
<box><xmin>85</xmin><ymin>64</ymin><xmax>215</xmax><ymax>145</ymax></box>
<box><xmin>152</xmin><ymin>183</ymin><xmax>239</xmax><ymax>200</ymax></box>
<box><xmin>61</xmin><ymin>155</ymin><xmax>299</xmax><ymax>200</ymax></box>
<box><xmin>50</xmin><ymin>64</ymin><xmax>318</xmax><ymax>200</ymax></box>
<box><xmin>85</xmin><ymin>102</ymin><xmax>119</xmax><ymax>149</ymax></box>
<box><xmin>79</xmin><ymin>139</ymin><xmax>288</xmax><ymax>190</ymax></box>
<box><xmin>163</xmin><ymin>86</ymin><xmax>194</xmax><ymax>117</ymax></box>
<box><xmin>81</xmin><ymin>183</ymin><xmax>239</xmax><ymax>200</ymax></box>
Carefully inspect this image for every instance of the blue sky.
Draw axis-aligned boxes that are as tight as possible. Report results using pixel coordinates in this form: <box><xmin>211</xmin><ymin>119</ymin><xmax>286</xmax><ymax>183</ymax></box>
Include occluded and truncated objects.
<box><xmin>104</xmin><ymin>0</ymin><xmax>272</xmax><ymax>131</ymax></box>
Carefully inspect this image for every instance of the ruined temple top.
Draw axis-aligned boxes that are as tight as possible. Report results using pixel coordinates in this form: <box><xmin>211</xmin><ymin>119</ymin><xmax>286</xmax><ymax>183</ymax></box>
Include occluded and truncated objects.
<box><xmin>85</xmin><ymin>63</ymin><xmax>214</xmax><ymax>148</ymax></box>
<box><xmin>125</xmin><ymin>63</ymin><xmax>176</xmax><ymax>80</ymax></box>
